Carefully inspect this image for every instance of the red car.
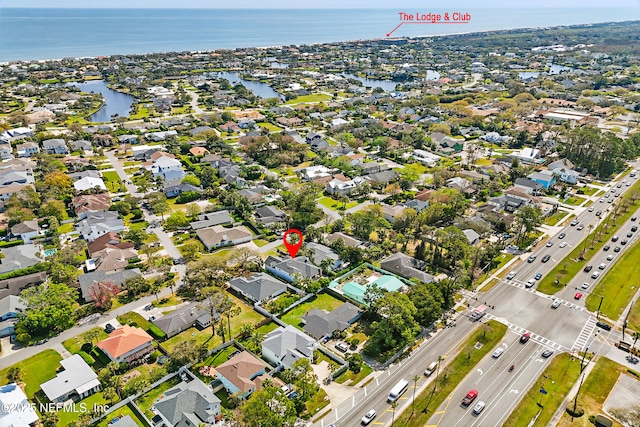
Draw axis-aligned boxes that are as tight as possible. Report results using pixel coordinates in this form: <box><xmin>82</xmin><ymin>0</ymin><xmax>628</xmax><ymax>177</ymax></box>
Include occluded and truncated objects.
<box><xmin>574</xmin><ymin>292</ymin><xmax>583</xmax><ymax>300</ymax></box>
<box><xmin>520</xmin><ymin>332</ymin><xmax>531</xmax><ymax>343</ymax></box>
<box><xmin>462</xmin><ymin>389</ymin><xmax>478</xmax><ymax>407</ymax></box>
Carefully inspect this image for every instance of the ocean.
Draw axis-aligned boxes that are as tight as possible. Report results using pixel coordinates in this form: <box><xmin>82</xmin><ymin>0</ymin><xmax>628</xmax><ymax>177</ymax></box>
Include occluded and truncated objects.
<box><xmin>0</xmin><ymin>8</ymin><xmax>638</xmax><ymax>62</ymax></box>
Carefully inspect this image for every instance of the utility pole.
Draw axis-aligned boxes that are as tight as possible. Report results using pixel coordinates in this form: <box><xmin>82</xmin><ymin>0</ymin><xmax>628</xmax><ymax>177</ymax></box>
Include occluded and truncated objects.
<box><xmin>623</xmin><ymin>298</ymin><xmax>635</xmax><ymax>342</ymax></box>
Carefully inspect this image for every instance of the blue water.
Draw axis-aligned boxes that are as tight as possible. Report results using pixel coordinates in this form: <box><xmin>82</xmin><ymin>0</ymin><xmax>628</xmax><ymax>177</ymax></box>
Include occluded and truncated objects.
<box><xmin>0</xmin><ymin>8</ymin><xmax>638</xmax><ymax>62</ymax></box>
<box><xmin>72</xmin><ymin>80</ymin><xmax>135</xmax><ymax>122</ymax></box>
<box><xmin>212</xmin><ymin>71</ymin><xmax>282</xmax><ymax>99</ymax></box>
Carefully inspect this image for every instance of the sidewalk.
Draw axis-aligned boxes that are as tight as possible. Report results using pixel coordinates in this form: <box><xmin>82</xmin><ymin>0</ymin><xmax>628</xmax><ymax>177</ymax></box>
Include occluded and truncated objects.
<box><xmin>547</xmin><ymin>358</ymin><xmax>597</xmax><ymax>426</ymax></box>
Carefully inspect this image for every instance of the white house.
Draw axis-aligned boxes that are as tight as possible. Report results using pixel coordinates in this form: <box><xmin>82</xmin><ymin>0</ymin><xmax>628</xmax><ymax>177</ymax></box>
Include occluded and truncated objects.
<box><xmin>413</xmin><ymin>149</ymin><xmax>441</xmax><ymax>166</ymax></box>
<box><xmin>74</xmin><ymin>176</ymin><xmax>108</xmax><ymax>193</ymax></box>
<box><xmin>0</xmin><ymin>383</ymin><xmax>39</xmax><ymax>426</ymax></box>
<box><xmin>40</xmin><ymin>354</ymin><xmax>101</xmax><ymax>404</ymax></box>
<box><xmin>150</xmin><ymin>156</ymin><xmax>185</xmax><ymax>181</ymax></box>
<box><xmin>16</xmin><ymin>141</ymin><xmax>39</xmax><ymax>158</ymax></box>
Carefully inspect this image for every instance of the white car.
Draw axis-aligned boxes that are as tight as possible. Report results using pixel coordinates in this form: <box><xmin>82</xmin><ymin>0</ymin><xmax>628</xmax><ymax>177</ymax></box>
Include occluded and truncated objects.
<box><xmin>472</xmin><ymin>401</ymin><xmax>486</xmax><ymax>414</ymax></box>
<box><xmin>559</xmin><ymin>242</ymin><xmax>567</xmax><ymax>248</ymax></box>
<box><xmin>551</xmin><ymin>299</ymin><xmax>561</xmax><ymax>309</ymax></box>
<box><xmin>492</xmin><ymin>347</ymin><xmax>504</xmax><ymax>358</ymax></box>
<box><xmin>506</xmin><ymin>271</ymin><xmax>516</xmax><ymax>280</ymax></box>
<box><xmin>361</xmin><ymin>409</ymin><xmax>377</xmax><ymax>425</ymax></box>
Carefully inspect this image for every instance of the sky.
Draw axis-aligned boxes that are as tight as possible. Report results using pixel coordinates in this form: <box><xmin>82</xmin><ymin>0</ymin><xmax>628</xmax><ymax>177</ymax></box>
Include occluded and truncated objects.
<box><xmin>1</xmin><ymin>0</ymin><xmax>639</xmax><ymax>7</ymax></box>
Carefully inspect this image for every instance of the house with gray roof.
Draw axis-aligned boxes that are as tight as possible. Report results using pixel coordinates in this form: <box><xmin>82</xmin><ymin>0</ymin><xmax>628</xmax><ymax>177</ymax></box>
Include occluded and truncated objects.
<box><xmin>306</xmin><ymin>242</ymin><xmax>342</xmax><ymax>270</ymax></box>
<box><xmin>78</xmin><ymin>269</ymin><xmax>142</xmax><ymax>302</ymax></box>
<box><xmin>0</xmin><ymin>295</ymin><xmax>26</xmax><ymax>337</ymax></box>
<box><xmin>463</xmin><ymin>229</ymin><xmax>480</xmax><ymax>245</ymax></box>
<box><xmin>42</xmin><ymin>138</ymin><xmax>69</xmax><ymax>155</ymax></box>
<box><xmin>301</xmin><ymin>302</ymin><xmax>361</xmax><ymax>340</ymax></box>
<box><xmin>380</xmin><ymin>252</ymin><xmax>434</xmax><ymax>284</ymax></box>
<box><xmin>262</xmin><ymin>324</ymin><xmax>316</xmax><ymax>370</ymax></box>
<box><xmin>255</xmin><ymin>205</ymin><xmax>286</xmax><ymax>227</ymax></box>
<box><xmin>153</xmin><ymin>377</ymin><xmax>221</xmax><ymax>427</ymax></box>
<box><xmin>41</xmin><ymin>354</ymin><xmax>100</xmax><ymax>404</ymax></box>
<box><xmin>0</xmin><ymin>245</ymin><xmax>43</xmax><ymax>275</ymax></box>
<box><xmin>189</xmin><ymin>210</ymin><xmax>233</xmax><ymax>230</ymax></box>
<box><xmin>151</xmin><ymin>302</ymin><xmax>213</xmax><ymax>338</ymax></box>
<box><xmin>110</xmin><ymin>415</ymin><xmax>138</xmax><ymax>427</ymax></box>
<box><xmin>228</xmin><ymin>273</ymin><xmax>288</xmax><ymax>303</ymax></box>
<box><xmin>265</xmin><ymin>256</ymin><xmax>321</xmax><ymax>283</ymax></box>
<box><xmin>325</xmin><ymin>232</ymin><xmax>363</xmax><ymax>248</ymax></box>
<box><xmin>195</xmin><ymin>225</ymin><xmax>252</xmax><ymax>251</ymax></box>
<box><xmin>10</xmin><ymin>219</ymin><xmax>40</xmax><ymax>243</ymax></box>
<box><xmin>76</xmin><ymin>211</ymin><xmax>125</xmax><ymax>242</ymax></box>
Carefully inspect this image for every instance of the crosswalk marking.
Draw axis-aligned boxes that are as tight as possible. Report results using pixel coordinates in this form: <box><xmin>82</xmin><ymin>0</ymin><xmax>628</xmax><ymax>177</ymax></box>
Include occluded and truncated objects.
<box><xmin>571</xmin><ymin>316</ymin><xmax>597</xmax><ymax>351</ymax></box>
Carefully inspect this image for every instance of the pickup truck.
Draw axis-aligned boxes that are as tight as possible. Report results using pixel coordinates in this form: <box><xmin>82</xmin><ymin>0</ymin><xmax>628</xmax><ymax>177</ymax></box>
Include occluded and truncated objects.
<box><xmin>462</xmin><ymin>389</ymin><xmax>478</xmax><ymax>407</ymax></box>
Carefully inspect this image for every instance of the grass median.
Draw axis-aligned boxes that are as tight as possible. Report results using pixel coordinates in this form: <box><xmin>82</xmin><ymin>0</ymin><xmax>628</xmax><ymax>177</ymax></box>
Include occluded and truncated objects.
<box><xmin>586</xmin><ymin>236</ymin><xmax>640</xmax><ymax>321</ymax></box>
<box><xmin>537</xmin><ymin>180</ymin><xmax>640</xmax><ymax>295</ymax></box>
<box><xmin>503</xmin><ymin>352</ymin><xmax>581</xmax><ymax>427</ymax></box>
<box><xmin>394</xmin><ymin>320</ymin><xmax>507</xmax><ymax>427</ymax></box>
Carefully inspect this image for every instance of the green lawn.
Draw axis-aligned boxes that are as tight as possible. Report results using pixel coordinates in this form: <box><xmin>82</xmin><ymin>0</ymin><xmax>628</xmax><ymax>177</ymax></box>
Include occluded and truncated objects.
<box><xmin>318</xmin><ymin>196</ymin><xmax>358</xmax><ymax>211</ymax></box>
<box><xmin>580</xmin><ymin>186</ymin><xmax>599</xmax><ymax>196</ymax></box>
<box><xmin>502</xmin><ymin>353</ymin><xmax>582</xmax><ymax>427</ymax></box>
<box><xmin>395</xmin><ymin>320</ymin><xmax>507</xmax><ymax>426</ymax></box>
<box><xmin>57</xmin><ymin>391</ymin><xmax>111</xmax><ymax>426</ymax></box>
<box><xmin>117</xmin><ymin>312</ymin><xmax>153</xmax><ymax>331</ymax></box>
<box><xmin>334</xmin><ymin>364</ymin><xmax>373</xmax><ymax>386</ymax></box>
<box><xmin>257</xmin><ymin>122</ymin><xmax>283</xmax><ymax>132</ymax></box>
<box><xmin>62</xmin><ymin>327</ymin><xmax>109</xmax><ymax>354</ymax></box>
<box><xmin>95</xmin><ymin>403</ymin><xmax>149</xmax><ymax>427</ymax></box>
<box><xmin>0</xmin><ymin>350</ymin><xmax>62</xmax><ymax>398</ymax></box>
<box><xmin>57</xmin><ymin>223</ymin><xmax>75</xmax><ymax>234</ymax></box>
<box><xmin>556</xmin><ymin>357</ymin><xmax>627</xmax><ymax>427</ymax></box>
<box><xmin>585</xmin><ymin>237</ymin><xmax>640</xmax><ymax>320</ymax></box>
<box><xmin>280</xmin><ymin>293</ymin><xmax>344</xmax><ymax>329</ymax></box>
<box><xmin>253</xmin><ymin>239</ymin><xmax>270</xmax><ymax>247</ymax></box>
<box><xmin>134</xmin><ymin>376</ymin><xmax>181</xmax><ymax>420</ymax></box>
<box><xmin>563</xmin><ymin>195</ymin><xmax>587</xmax><ymax>206</ymax></box>
<box><xmin>285</xmin><ymin>93</ymin><xmax>332</xmax><ymax>104</ymax></box>
<box><xmin>537</xmin><ymin>182</ymin><xmax>640</xmax><ymax>295</ymax></box>
<box><xmin>476</xmin><ymin>253</ymin><xmax>515</xmax><ymax>285</ymax></box>
<box><xmin>101</xmin><ymin>170</ymin><xmax>121</xmax><ymax>184</ymax></box>
<box><xmin>163</xmin><ymin>295</ymin><xmax>265</xmax><ymax>352</ymax></box>
<box><xmin>304</xmin><ymin>388</ymin><xmax>330</xmax><ymax>419</ymax></box>
<box><xmin>544</xmin><ymin>210</ymin><xmax>570</xmax><ymax>226</ymax></box>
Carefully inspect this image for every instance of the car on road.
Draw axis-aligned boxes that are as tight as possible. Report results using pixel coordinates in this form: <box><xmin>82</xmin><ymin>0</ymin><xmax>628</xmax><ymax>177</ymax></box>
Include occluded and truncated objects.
<box><xmin>591</xmin><ymin>271</ymin><xmax>601</xmax><ymax>279</ymax></box>
<box><xmin>526</xmin><ymin>279</ymin><xmax>536</xmax><ymax>288</ymax></box>
<box><xmin>541</xmin><ymin>254</ymin><xmax>551</xmax><ymax>263</ymax></box>
<box><xmin>559</xmin><ymin>242</ymin><xmax>567</xmax><ymax>248</ymax></box>
<box><xmin>534</xmin><ymin>273</ymin><xmax>542</xmax><ymax>280</ymax></box>
<box><xmin>559</xmin><ymin>233</ymin><xmax>566</xmax><ymax>239</ymax></box>
<box><xmin>607</xmin><ymin>254</ymin><xmax>614</xmax><ymax>261</ymax></box>
<box><xmin>492</xmin><ymin>347</ymin><xmax>504</xmax><ymax>358</ymax></box>
<box><xmin>472</xmin><ymin>401</ymin><xmax>486</xmax><ymax>415</ymax></box>
<box><xmin>104</xmin><ymin>323</ymin><xmax>115</xmax><ymax>333</ymax></box>
<box><xmin>612</xmin><ymin>236</ymin><xmax>619</xmax><ymax>242</ymax></box>
<box><xmin>583</xmin><ymin>265</ymin><xmax>593</xmax><ymax>272</ymax></box>
<box><xmin>604</xmin><ymin>245</ymin><xmax>610</xmax><ymax>251</ymax></box>
<box><xmin>596</xmin><ymin>321</ymin><xmax>612</xmax><ymax>331</ymax></box>
<box><xmin>628</xmin><ymin>232</ymin><xmax>634</xmax><ymax>238</ymax></box>
<box><xmin>574</xmin><ymin>292</ymin><xmax>583</xmax><ymax>300</ymax></box>
<box><xmin>520</xmin><ymin>332</ymin><xmax>531</xmax><ymax>343</ymax></box>
<box><xmin>462</xmin><ymin>389</ymin><xmax>478</xmax><ymax>407</ymax></box>
<box><xmin>546</xmin><ymin>241</ymin><xmax>553</xmax><ymax>247</ymax></box>
<box><xmin>506</xmin><ymin>271</ymin><xmax>517</xmax><ymax>280</ymax></box>
<box><xmin>632</xmin><ymin>226</ymin><xmax>638</xmax><ymax>232</ymax></box>
<box><xmin>596</xmin><ymin>210</ymin><xmax>602</xmax><ymax>216</ymax></box>
<box><xmin>542</xmin><ymin>349</ymin><xmax>554</xmax><ymax>358</ymax></box>
<box><xmin>599</xmin><ymin>263</ymin><xmax>607</xmax><ymax>270</ymax></box>
<box><xmin>144</xmin><ymin>304</ymin><xmax>153</xmax><ymax>311</ymax></box>
<box><xmin>588</xmin><ymin>207</ymin><xmax>594</xmax><ymax>212</ymax></box>
<box><xmin>571</xmin><ymin>219</ymin><xmax>579</xmax><ymax>226</ymax></box>
<box><xmin>632</xmin><ymin>216</ymin><xmax>637</xmax><ymax>222</ymax></box>
<box><xmin>551</xmin><ymin>299</ymin><xmax>561</xmax><ymax>309</ymax></box>
<box><xmin>335</xmin><ymin>342</ymin><xmax>349</xmax><ymax>353</ymax></box>
<box><xmin>600</xmin><ymin>198</ymin><xmax>605</xmax><ymax>203</ymax></box>
<box><xmin>581</xmin><ymin>282</ymin><xmax>590</xmax><ymax>289</ymax></box>
<box><xmin>615</xmin><ymin>246</ymin><xmax>621</xmax><ymax>252</ymax></box>
<box><xmin>527</xmin><ymin>255</ymin><xmax>536</xmax><ymax>263</ymax></box>
<box><xmin>361</xmin><ymin>409</ymin><xmax>377</xmax><ymax>425</ymax></box>
<box><xmin>577</xmin><ymin>224</ymin><xmax>584</xmax><ymax>230</ymax></box>
<box><xmin>622</xmin><ymin>239</ymin><xmax>628</xmax><ymax>245</ymax></box>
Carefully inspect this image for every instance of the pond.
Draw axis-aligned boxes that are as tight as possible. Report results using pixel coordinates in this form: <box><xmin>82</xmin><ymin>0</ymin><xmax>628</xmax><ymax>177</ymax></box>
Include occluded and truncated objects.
<box><xmin>72</xmin><ymin>80</ymin><xmax>136</xmax><ymax>123</ymax></box>
<box><xmin>211</xmin><ymin>71</ymin><xmax>283</xmax><ymax>99</ymax></box>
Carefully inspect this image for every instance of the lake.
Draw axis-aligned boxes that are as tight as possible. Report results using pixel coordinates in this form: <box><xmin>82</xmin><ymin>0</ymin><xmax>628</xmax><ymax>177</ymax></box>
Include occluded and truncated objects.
<box><xmin>342</xmin><ymin>70</ymin><xmax>440</xmax><ymax>92</ymax></box>
<box><xmin>211</xmin><ymin>71</ymin><xmax>283</xmax><ymax>99</ymax></box>
<box><xmin>72</xmin><ymin>80</ymin><xmax>135</xmax><ymax>123</ymax></box>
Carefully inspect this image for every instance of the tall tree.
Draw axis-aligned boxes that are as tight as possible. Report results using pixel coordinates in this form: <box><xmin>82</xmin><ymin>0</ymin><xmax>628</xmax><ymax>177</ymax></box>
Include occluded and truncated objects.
<box><xmin>239</xmin><ymin>386</ymin><xmax>296</xmax><ymax>427</ymax></box>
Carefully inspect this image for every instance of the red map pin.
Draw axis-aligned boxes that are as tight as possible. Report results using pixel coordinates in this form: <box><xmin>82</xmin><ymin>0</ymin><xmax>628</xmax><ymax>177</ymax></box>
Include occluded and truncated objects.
<box><xmin>283</xmin><ymin>229</ymin><xmax>303</xmax><ymax>259</ymax></box>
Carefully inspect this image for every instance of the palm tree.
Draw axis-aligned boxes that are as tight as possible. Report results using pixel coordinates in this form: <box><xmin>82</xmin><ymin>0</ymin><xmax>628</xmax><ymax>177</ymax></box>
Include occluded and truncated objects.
<box><xmin>391</xmin><ymin>400</ymin><xmax>398</xmax><ymax>426</ymax></box>
<box><xmin>434</xmin><ymin>356</ymin><xmax>444</xmax><ymax>392</ymax></box>
<box><xmin>226</xmin><ymin>305</ymin><xmax>241</xmax><ymax>341</ymax></box>
<box><xmin>412</xmin><ymin>374</ymin><xmax>420</xmax><ymax>414</ymax></box>
<box><xmin>633</xmin><ymin>331</ymin><xmax>640</xmax><ymax>349</ymax></box>
<box><xmin>85</xmin><ymin>328</ymin><xmax>102</xmax><ymax>346</ymax></box>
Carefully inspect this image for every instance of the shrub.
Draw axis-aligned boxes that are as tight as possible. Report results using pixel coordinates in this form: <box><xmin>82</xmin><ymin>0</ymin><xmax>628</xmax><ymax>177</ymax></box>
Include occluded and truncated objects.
<box><xmin>148</xmin><ymin>350</ymin><xmax>160</xmax><ymax>363</ymax></box>
<box><xmin>0</xmin><ymin>239</ymin><xmax>23</xmax><ymax>248</ymax></box>
<box><xmin>566</xmin><ymin>405</ymin><xmax>584</xmax><ymax>418</ymax></box>
<box><xmin>78</xmin><ymin>351</ymin><xmax>95</xmax><ymax>365</ymax></box>
<box><xmin>147</xmin><ymin>324</ymin><xmax>167</xmax><ymax>340</ymax></box>
<box><xmin>81</xmin><ymin>343</ymin><xmax>93</xmax><ymax>353</ymax></box>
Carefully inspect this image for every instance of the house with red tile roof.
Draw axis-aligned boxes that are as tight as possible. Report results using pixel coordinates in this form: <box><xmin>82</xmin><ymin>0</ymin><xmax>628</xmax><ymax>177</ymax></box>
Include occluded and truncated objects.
<box><xmin>97</xmin><ymin>325</ymin><xmax>153</xmax><ymax>364</ymax></box>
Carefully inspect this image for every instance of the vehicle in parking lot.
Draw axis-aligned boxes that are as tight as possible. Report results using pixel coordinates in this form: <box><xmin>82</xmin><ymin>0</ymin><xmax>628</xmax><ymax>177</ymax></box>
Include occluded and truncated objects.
<box><xmin>542</xmin><ymin>349</ymin><xmax>554</xmax><ymax>358</ymax></box>
<box><xmin>596</xmin><ymin>321</ymin><xmax>612</xmax><ymax>331</ymax></box>
<box><xmin>575</xmin><ymin>292</ymin><xmax>583</xmax><ymax>300</ymax></box>
<box><xmin>492</xmin><ymin>347</ymin><xmax>504</xmax><ymax>358</ymax></box>
<box><xmin>104</xmin><ymin>323</ymin><xmax>115</xmax><ymax>333</ymax></box>
<box><xmin>520</xmin><ymin>332</ymin><xmax>531</xmax><ymax>343</ymax></box>
<box><xmin>527</xmin><ymin>255</ymin><xmax>536</xmax><ymax>263</ymax></box>
<box><xmin>472</xmin><ymin>401</ymin><xmax>486</xmax><ymax>415</ymax></box>
<box><xmin>506</xmin><ymin>271</ymin><xmax>516</xmax><ymax>280</ymax></box>
<box><xmin>615</xmin><ymin>246</ymin><xmax>621</xmax><ymax>252</ymax></box>
<box><xmin>462</xmin><ymin>389</ymin><xmax>478</xmax><ymax>406</ymax></box>
<box><xmin>583</xmin><ymin>265</ymin><xmax>593</xmax><ymax>272</ymax></box>
<box><xmin>591</xmin><ymin>271</ymin><xmax>601</xmax><ymax>279</ymax></box>
<box><xmin>541</xmin><ymin>254</ymin><xmax>551</xmax><ymax>263</ymax></box>
<box><xmin>361</xmin><ymin>409</ymin><xmax>377</xmax><ymax>425</ymax></box>
<box><xmin>526</xmin><ymin>279</ymin><xmax>535</xmax><ymax>288</ymax></box>
<box><xmin>551</xmin><ymin>299</ymin><xmax>561</xmax><ymax>309</ymax></box>
<box><xmin>335</xmin><ymin>342</ymin><xmax>349</xmax><ymax>353</ymax></box>
<box><xmin>581</xmin><ymin>282</ymin><xmax>590</xmax><ymax>289</ymax></box>
<box><xmin>534</xmin><ymin>273</ymin><xmax>542</xmax><ymax>280</ymax></box>
<box><xmin>559</xmin><ymin>233</ymin><xmax>566</xmax><ymax>239</ymax></box>
<box><xmin>577</xmin><ymin>224</ymin><xmax>584</xmax><ymax>230</ymax></box>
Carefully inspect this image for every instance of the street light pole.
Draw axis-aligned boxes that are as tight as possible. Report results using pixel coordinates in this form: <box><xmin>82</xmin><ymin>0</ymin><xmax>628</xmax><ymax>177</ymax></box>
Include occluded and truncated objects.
<box><xmin>596</xmin><ymin>294</ymin><xmax>604</xmax><ymax>320</ymax></box>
